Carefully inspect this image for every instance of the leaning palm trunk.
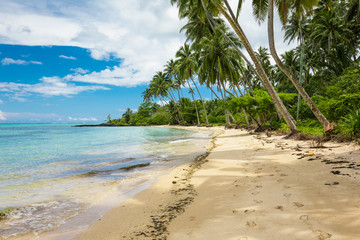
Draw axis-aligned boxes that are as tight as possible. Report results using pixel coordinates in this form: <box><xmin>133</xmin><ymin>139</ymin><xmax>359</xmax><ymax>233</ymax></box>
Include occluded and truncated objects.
<box><xmin>187</xmin><ymin>81</ymin><xmax>201</xmax><ymax>126</ymax></box>
<box><xmin>159</xmin><ymin>97</ymin><xmax>172</xmax><ymax>124</ymax></box>
<box><xmin>267</xmin><ymin>0</ymin><xmax>332</xmax><ymax>132</ymax></box>
<box><xmin>236</xmin><ymin>85</ymin><xmax>251</xmax><ymax>127</ymax></box>
<box><xmin>200</xmin><ymin>0</ymin><xmax>290</xmax><ymax>127</ymax></box>
<box><xmin>218</xmin><ymin>78</ymin><xmax>232</xmax><ymax>127</ymax></box>
<box><xmin>217</xmin><ymin>1</ymin><xmax>297</xmax><ymax>133</ymax></box>
<box><xmin>190</xmin><ymin>77</ymin><xmax>209</xmax><ymax>126</ymax></box>
<box><xmin>166</xmin><ymin>90</ymin><xmax>184</xmax><ymax>124</ymax></box>
<box><xmin>209</xmin><ymin>85</ymin><xmax>221</xmax><ymax>100</ymax></box>
<box><xmin>296</xmin><ymin>23</ymin><xmax>305</xmax><ymax>120</ymax></box>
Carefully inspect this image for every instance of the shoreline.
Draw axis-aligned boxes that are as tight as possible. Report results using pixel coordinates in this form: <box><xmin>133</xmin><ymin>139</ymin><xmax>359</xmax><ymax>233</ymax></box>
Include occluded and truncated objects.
<box><xmin>0</xmin><ymin>126</ymin><xmax>214</xmax><ymax>240</ymax></box>
<box><xmin>70</xmin><ymin>126</ymin><xmax>360</xmax><ymax>240</ymax></box>
<box><xmin>49</xmin><ymin>126</ymin><xmax>222</xmax><ymax>240</ymax></box>
<box><xmin>11</xmin><ymin>126</ymin><xmax>360</xmax><ymax>239</ymax></box>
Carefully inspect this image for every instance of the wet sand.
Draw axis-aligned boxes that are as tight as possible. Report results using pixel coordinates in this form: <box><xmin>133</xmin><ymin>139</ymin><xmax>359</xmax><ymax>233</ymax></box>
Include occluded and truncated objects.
<box><xmin>54</xmin><ymin>127</ymin><xmax>360</xmax><ymax>239</ymax></box>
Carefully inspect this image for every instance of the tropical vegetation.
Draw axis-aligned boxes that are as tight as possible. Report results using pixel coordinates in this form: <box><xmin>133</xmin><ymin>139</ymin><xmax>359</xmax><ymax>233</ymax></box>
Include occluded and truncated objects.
<box><xmin>108</xmin><ymin>0</ymin><xmax>360</xmax><ymax>140</ymax></box>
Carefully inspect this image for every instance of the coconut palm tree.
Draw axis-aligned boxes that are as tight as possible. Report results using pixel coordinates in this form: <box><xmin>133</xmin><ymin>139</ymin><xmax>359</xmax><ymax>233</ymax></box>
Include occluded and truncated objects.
<box><xmin>264</xmin><ymin>0</ymin><xmax>334</xmax><ymax>131</ymax></box>
<box><xmin>176</xmin><ymin>43</ymin><xmax>209</xmax><ymax>126</ymax></box>
<box><xmin>218</xmin><ymin>0</ymin><xmax>298</xmax><ymax>132</ymax></box>
<box><xmin>164</xmin><ymin>59</ymin><xmax>185</xmax><ymax>123</ymax></box>
<box><xmin>142</xmin><ymin>88</ymin><xmax>153</xmax><ymax>103</ymax></box>
<box><xmin>196</xmin><ymin>26</ymin><xmax>244</xmax><ymax>126</ymax></box>
<box><xmin>150</xmin><ymin>71</ymin><xmax>182</xmax><ymax>124</ymax></box>
<box><xmin>172</xmin><ymin>0</ymin><xmax>298</xmax><ymax>132</ymax></box>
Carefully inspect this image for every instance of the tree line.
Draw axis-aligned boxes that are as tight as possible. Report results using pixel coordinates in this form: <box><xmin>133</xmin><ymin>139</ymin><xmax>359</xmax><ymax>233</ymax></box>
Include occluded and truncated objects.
<box><xmin>109</xmin><ymin>0</ymin><xmax>360</xmax><ymax>139</ymax></box>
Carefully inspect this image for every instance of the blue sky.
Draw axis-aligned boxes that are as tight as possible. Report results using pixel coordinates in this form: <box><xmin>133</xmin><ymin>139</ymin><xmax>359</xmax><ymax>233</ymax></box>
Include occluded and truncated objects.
<box><xmin>0</xmin><ymin>0</ymin><xmax>294</xmax><ymax>123</ymax></box>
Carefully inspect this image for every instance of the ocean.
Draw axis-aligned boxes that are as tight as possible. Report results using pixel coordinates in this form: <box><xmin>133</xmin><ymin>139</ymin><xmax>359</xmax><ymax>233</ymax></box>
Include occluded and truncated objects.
<box><xmin>0</xmin><ymin>124</ymin><xmax>212</xmax><ymax>239</ymax></box>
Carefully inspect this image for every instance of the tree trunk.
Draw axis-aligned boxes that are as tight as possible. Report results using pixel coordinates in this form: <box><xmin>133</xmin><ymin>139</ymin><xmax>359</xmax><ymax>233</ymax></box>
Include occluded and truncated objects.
<box><xmin>228</xmin><ymin>111</ymin><xmax>238</xmax><ymax>126</ymax></box>
<box><xmin>218</xmin><ymin>78</ymin><xmax>231</xmax><ymax>127</ymax></box>
<box><xmin>296</xmin><ymin>21</ymin><xmax>305</xmax><ymax>120</ymax></box>
<box><xmin>209</xmin><ymin>85</ymin><xmax>221</xmax><ymax>100</ymax></box>
<box><xmin>218</xmin><ymin>1</ymin><xmax>298</xmax><ymax>133</ymax></box>
<box><xmin>159</xmin><ymin>97</ymin><xmax>172</xmax><ymax>124</ymax></box>
<box><xmin>267</xmin><ymin>0</ymin><xmax>332</xmax><ymax>132</ymax></box>
<box><xmin>190</xmin><ymin>77</ymin><xmax>209</xmax><ymax>126</ymax></box>
<box><xmin>187</xmin><ymin>81</ymin><xmax>200</xmax><ymax>126</ymax></box>
<box><xmin>166</xmin><ymin>90</ymin><xmax>184</xmax><ymax>124</ymax></box>
<box><xmin>242</xmin><ymin>108</ymin><xmax>250</xmax><ymax>127</ymax></box>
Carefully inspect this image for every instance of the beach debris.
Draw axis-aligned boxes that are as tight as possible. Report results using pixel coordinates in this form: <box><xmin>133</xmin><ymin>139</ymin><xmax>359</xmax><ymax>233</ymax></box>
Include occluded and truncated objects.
<box><xmin>313</xmin><ymin>230</ymin><xmax>332</xmax><ymax>240</ymax></box>
<box><xmin>172</xmin><ymin>181</ymin><xmax>177</xmax><ymax>184</ymax></box>
<box><xmin>130</xmin><ymin>138</ymin><xmax>218</xmax><ymax>239</ymax></box>
<box><xmin>246</xmin><ymin>221</ymin><xmax>257</xmax><ymax>227</ymax></box>
<box><xmin>275</xmin><ymin>205</ymin><xmax>284</xmax><ymax>211</ymax></box>
<box><xmin>308</xmin><ymin>152</ymin><xmax>315</xmax><ymax>156</ymax></box>
<box><xmin>293</xmin><ymin>202</ymin><xmax>304</xmax><ymax>207</ymax></box>
<box><xmin>325</xmin><ymin>182</ymin><xmax>339</xmax><ymax>186</ymax></box>
<box><xmin>244</xmin><ymin>209</ymin><xmax>256</xmax><ymax>214</ymax></box>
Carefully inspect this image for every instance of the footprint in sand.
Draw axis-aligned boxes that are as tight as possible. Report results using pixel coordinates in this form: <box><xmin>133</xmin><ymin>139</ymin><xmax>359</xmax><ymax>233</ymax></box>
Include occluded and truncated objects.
<box><xmin>251</xmin><ymin>185</ymin><xmax>262</xmax><ymax>190</ymax></box>
<box><xmin>293</xmin><ymin>202</ymin><xmax>304</xmax><ymax>207</ymax></box>
<box><xmin>299</xmin><ymin>215</ymin><xmax>309</xmax><ymax>221</ymax></box>
<box><xmin>244</xmin><ymin>209</ymin><xmax>256</xmax><ymax>214</ymax></box>
<box><xmin>313</xmin><ymin>230</ymin><xmax>332</xmax><ymax>240</ymax></box>
<box><xmin>246</xmin><ymin>221</ymin><xmax>257</xmax><ymax>228</ymax></box>
<box><xmin>277</xmin><ymin>179</ymin><xmax>284</xmax><ymax>183</ymax></box>
<box><xmin>275</xmin><ymin>205</ymin><xmax>284</xmax><ymax>211</ymax></box>
<box><xmin>251</xmin><ymin>191</ymin><xmax>260</xmax><ymax>196</ymax></box>
<box><xmin>283</xmin><ymin>185</ymin><xmax>291</xmax><ymax>189</ymax></box>
<box><xmin>280</xmin><ymin>173</ymin><xmax>288</xmax><ymax>177</ymax></box>
<box><xmin>283</xmin><ymin>193</ymin><xmax>292</xmax><ymax>198</ymax></box>
<box><xmin>254</xmin><ymin>199</ymin><xmax>263</xmax><ymax>204</ymax></box>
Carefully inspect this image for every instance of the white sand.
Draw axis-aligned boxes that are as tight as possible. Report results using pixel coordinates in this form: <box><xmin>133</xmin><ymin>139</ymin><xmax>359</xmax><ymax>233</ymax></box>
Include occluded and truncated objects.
<box><xmin>44</xmin><ymin>127</ymin><xmax>360</xmax><ymax>240</ymax></box>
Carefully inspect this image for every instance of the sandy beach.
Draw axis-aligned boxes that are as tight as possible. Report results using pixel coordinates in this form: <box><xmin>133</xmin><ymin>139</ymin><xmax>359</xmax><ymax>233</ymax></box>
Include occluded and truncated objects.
<box><xmin>52</xmin><ymin>127</ymin><xmax>359</xmax><ymax>240</ymax></box>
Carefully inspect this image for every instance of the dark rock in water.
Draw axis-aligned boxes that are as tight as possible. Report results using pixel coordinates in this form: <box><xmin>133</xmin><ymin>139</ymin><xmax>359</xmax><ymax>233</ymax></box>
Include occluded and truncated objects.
<box><xmin>120</xmin><ymin>163</ymin><xmax>150</xmax><ymax>171</ymax></box>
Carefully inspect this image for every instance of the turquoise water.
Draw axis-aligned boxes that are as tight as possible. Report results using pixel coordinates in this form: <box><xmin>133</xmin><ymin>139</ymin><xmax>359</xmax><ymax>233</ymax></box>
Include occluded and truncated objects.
<box><xmin>0</xmin><ymin>124</ymin><xmax>211</xmax><ymax>238</ymax></box>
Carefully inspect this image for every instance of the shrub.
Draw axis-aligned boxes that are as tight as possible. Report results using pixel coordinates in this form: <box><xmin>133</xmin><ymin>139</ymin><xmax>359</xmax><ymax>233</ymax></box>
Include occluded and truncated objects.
<box><xmin>338</xmin><ymin>108</ymin><xmax>360</xmax><ymax>138</ymax></box>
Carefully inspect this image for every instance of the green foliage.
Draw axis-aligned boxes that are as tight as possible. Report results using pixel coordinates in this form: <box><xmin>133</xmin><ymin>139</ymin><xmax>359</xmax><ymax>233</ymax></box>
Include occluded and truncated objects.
<box><xmin>326</xmin><ymin>65</ymin><xmax>360</xmax><ymax>97</ymax></box>
<box><xmin>122</xmin><ymin>108</ymin><xmax>133</xmax><ymax>124</ymax></box>
<box><xmin>318</xmin><ymin>94</ymin><xmax>360</xmax><ymax>121</ymax></box>
<box><xmin>338</xmin><ymin>108</ymin><xmax>360</xmax><ymax>138</ymax></box>
<box><xmin>297</xmin><ymin>119</ymin><xmax>324</xmax><ymax>135</ymax></box>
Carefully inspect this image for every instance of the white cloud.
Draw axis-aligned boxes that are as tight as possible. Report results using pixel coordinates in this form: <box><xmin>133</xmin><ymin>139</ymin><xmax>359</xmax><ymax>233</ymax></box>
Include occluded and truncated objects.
<box><xmin>0</xmin><ymin>110</ymin><xmax>6</xmax><ymax>120</ymax></box>
<box><xmin>0</xmin><ymin>77</ymin><xmax>110</xmax><ymax>98</ymax></box>
<box><xmin>0</xmin><ymin>0</ymin><xmax>296</xmax><ymax>88</ymax></box>
<box><xmin>0</xmin><ymin>111</ymin><xmax>98</xmax><ymax>122</ymax></box>
<box><xmin>65</xmin><ymin>64</ymin><xmax>151</xmax><ymax>87</ymax></box>
<box><xmin>0</xmin><ymin>0</ymin><xmax>185</xmax><ymax>87</ymax></box>
<box><xmin>59</xmin><ymin>55</ymin><xmax>77</xmax><ymax>60</ymax></box>
<box><xmin>70</xmin><ymin>68</ymin><xmax>89</xmax><ymax>74</ymax></box>
<box><xmin>157</xmin><ymin>100</ymin><xmax>169</xmax><ymax>106</ymax></box>
<box><xmin>1</xmin><ymin>111</ymin><xmax>60</xmax><ymax>122</ymax></box>
<box><xmin>0</xmin><ymin>99</ymin><xmax>4</xmax><ymax>104</ymax></box>
<box><xmin>68</xmin><ymin>116</ymin><xmax>98</xmax><ymax>121</ymax></box>
<box><xmin>1</xmin><ymin>57</ymin><xmax>42</xmax><ymax>65</ymax></box>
